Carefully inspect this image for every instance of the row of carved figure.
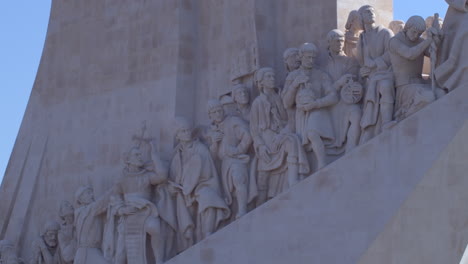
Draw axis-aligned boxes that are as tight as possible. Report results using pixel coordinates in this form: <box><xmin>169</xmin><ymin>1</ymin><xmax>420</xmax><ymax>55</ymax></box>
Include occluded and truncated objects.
<box><xmin>3</xmin><ymin>2</ymin><xmax>468</xmax><ymax>264</ymax></box>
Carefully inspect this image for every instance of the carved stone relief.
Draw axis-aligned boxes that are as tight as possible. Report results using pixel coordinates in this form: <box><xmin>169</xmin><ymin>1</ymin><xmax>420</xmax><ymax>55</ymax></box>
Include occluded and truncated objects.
<box><xmin>6</xmin><ymin>2</ymin><xmax>465</xmax><ymax>263</ymax></box>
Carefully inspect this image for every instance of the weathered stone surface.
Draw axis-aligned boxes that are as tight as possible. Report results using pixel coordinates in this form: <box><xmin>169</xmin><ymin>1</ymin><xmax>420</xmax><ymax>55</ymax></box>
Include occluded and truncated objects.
<box><xmin>165</xmin><ymin>85</ymin><xmax>468</xmax><ymax>264</ymax></box>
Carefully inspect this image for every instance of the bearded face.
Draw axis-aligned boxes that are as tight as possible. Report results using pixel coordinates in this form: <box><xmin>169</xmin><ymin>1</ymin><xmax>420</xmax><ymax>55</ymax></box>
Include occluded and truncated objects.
<box><xmin>44</xmin><ymin>230</ymin><xmax>58</xmax><ymax>248</ymax></box>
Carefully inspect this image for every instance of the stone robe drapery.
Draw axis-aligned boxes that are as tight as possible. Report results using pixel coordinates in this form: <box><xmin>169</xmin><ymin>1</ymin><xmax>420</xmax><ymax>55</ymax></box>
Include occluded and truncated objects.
<box><xmin>435</xmin><ymin>0</ymin><xmax>468</xmax><ymax>91</ymax></box>
<box><xmin>103</xmin><ymin>170</ymin><xmax>177</xmax><ymax>264</ymax></box>
<box><xmin>212</xmin><ymin>116</ymin><xmax>257</xmax><ymax>207</ymax></box>
<box><xmin>284</xmin><ymin>68</ymin><xmax>337</xmax><ymax>149</ymax></box>
<box><xmin>325</xmin><ymin>53</ymin><xmax>360</xmax><ymax>153</ymax></box>
<box><xmin>389</xmin><ymin>32</ymin><xmax>435</xmax><ymax>120</ymax></box>
<box><xmin>58</xmin><ymin>224</ymin><xmax>76</xmax><ymax>264</ymax></box>
<box><xmin>250</xmin><ymin>93</ymin><xmax>310</xmax><ymax>175</ymax></box>
<box><xmin>74</xmin><ymin>201</ymin><xmax>108</xmax><ymax>264</ymax></box>
<box><xmin>357</xmin><ymin>25</ymin><xmax>394</xmax><ymax>139</ymax></box>
<box><xmin>170</xmin><ymin>140</ymin><xmax>230</xmax><ymax>251</ymax></box>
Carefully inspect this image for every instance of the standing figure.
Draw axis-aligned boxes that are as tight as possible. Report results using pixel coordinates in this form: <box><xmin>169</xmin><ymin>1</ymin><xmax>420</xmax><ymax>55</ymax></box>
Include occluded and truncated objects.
<box><xmin>0</xmin><ymin>240</ymin><xmax>22</xmax><ymax>264</ymax></box>
<box><xmin>344</xmin><ymin>10</ymin><xmax>363</xmax><ymax>59</ymax></box>
<box><xmin>389</xmin><ymin>16</ymin><xmax>441</xmax><ymax>121</ymax></box>
<box><xmin>325</xmin><ymin>30</ymin><xmax>362</xmax><ymax>154</ymax></box>
<box><xmin>283</xmin><ymin>43</ymin><xmax>338</xmax><ymax>170</ymax></box>
<box><xmin>107</xmin><ymin>140</ymin><xmax>176</xmax><ymax>264</ymax></box>
<box><xmin>30</xmin><ymin>221</ymin><xmax>63</xmax><ymax>264</ymax></box>
<box><xmin>357</xmin><ymin>5</ymin><xmax>395</xmax><ymax>143</ymax></box>
<box><xmin>281</xmin><ymin>48</ymin><xmax>301</xmax><ymax>128</ymax></box>
<box><xmin>435</xmin><ymin>0</ymin><xmax>468</xmax><ymax>92</ymax></box>
<box><xmin>251</xmin><ymin>67</ymin><xmax>310</xmax><ymax>205</ymax></box>
<box><xmin>57</xmin><ymin>201</ymin><xmax>76</xmax><ymax>264</ymax></box>
<box><xmin>232</xmin><ymin>84</ymin><xmax>251</xmax><ymax>123</ymax></box>
<box><xmin>73</xmin><ymin>186</ymin><xmax>108</xmax><ymax>264</ymax></box>
<box><xmin>169</xmin><ymin>117</ymin><xmax>230</xmax><ymax>252</ymax></box>
<box><xmin>206</xmin><ymin>99</ymin><xmax>255</xmax><ymax>219</ymax></box>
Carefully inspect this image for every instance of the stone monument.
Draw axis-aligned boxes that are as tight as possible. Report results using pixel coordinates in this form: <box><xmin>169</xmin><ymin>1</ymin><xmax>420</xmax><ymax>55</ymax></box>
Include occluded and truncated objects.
<box><xmin>3</xmin><ymin>0</ymin><xmax>468</xmax><ymax>263</ymax></box>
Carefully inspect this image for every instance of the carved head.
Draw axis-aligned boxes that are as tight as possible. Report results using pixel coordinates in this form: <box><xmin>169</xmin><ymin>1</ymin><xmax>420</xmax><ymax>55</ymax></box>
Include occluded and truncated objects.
<box><xmin>283</xmin><ymin>48</ymin><xmax>301</xmax><ymax>72</ymax></box>
<box><xmin>389</xmin><ymin>20</ymin><xmax>405</xmax><ymax>34</ymax></box>
<box><xmin>41</xmin><ymin>221</ymin><xmax>60</xmax><ymax>248</ymax></box>
<box><xmin>299</xmin><ymin>43</ymin><xmax>318</xmax><ymax>69</ymax></box>
<box><xmin>232</xmin><ymin>84</ymin><xmax>250</xmax><ymax>105</ymax></box>
<box><xmin>125</xmin><ymin>147</ymin><xmax>145</xmax><ymax>168</ymax></box>
<box><xmin>425</xmin><ymin>16</ymin><xmax>443</xmax><ymax>29</ymax></box>
<box><xmin>345</xmin><ymin>10</ymin><xmax>363</xmax><ymax>32</ymax></box>
<box><xmin>175</xmin><ymin>117</ymin><xmax>193</xmax><ymax>143</ymax></box>
<box><xmin>327</xmin><ymin>30</ymin><xmax>345</xmax><ymax>54</ymax></box>
<box><xmin>75</xmin><ymin>185</ymin><xmax>95</xmax><ymax>206</ymax></box>
<box><xmin>404</xmin><ymin>16</ymin><xmax>426</xmax><ymax>42</ymax></box>
<box><xmin>254</xmin><ymin>67</ymin><xmax>276</xmax><ymax>92</ymax></box>
<box><xmin>59</xmin><ymin>200</ymin><xmax>74</xmax><ymax>225</ymax></box>
<box><xmin>207</xmin><ymin>99</ymin><xmax>225</xmax><ymax>124</ymax></box>
<box><xmin>358</xmin><ymin>5</ymin><xmax>376</xmax><ymax>26</ymax></box>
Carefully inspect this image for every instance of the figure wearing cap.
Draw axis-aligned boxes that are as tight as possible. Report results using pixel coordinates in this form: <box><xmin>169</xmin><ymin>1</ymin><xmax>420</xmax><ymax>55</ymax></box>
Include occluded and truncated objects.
<box><xmin>206</xmin><ymin>99</ymin><xmax>255</xmax><ymax>220</ymax></box>
<box><xmin>168</xmin><ymin>117</ymin><xmax>230</xmax><ymax>252</ymax></box>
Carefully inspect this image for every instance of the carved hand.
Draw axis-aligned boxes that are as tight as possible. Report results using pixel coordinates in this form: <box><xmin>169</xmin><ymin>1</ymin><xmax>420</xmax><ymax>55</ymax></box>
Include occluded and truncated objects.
<box><xmin>293</xmin><ymin>74</ymin><xmax>309</xmax><ymax>88</ymax></box>
<box><xmin>212</xmin><ymin>131</ymin><xmax>223</xmax><ymax>142</ymax></box>
<box><xmin>338</xmin><ymin>74</ymin><xmax>354</xmax><ymax>87</ymax></box>
<box><xmin>360</xmin><ymin>67</ymin><xmax>372</xmax><ymax>78</ymax></box>
<box><xmin>258</xmin><ymin>145</ymin><xmax>271</xmax><ymax>163</ymax></box>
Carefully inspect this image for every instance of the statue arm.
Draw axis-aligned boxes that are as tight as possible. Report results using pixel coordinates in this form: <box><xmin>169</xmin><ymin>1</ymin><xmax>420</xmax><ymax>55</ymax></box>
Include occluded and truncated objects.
<box><xmin>149</xmin><ymin>142</ymin><xmax>169</xmax><ymax>185</ymax></box>
<box><xmin>282</xmin><ymin>75</ymin><xmax>299</xmax><ymax>109</ymax></box>
<box><xmin>315</xmin><ymin>75</ymin><xmax>339</xmax><ymax>108</ymax></box>
<box><xmin>389</xmin><ymin>37</ymin><xmax>432</xmax><ymax>60</ymax></box>
<box><xmin>249</xmin><ymin>101</ymin><xmax>266</xmax><ymax>149</ymax></box>
<box><xmin>234</xmin><ymin>122</ymin><xmax>253</xmax><ymax>155</ymax></box>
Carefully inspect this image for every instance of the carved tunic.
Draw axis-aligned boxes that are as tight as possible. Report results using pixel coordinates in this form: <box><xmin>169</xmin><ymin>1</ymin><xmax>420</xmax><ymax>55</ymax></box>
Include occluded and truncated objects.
<box><xmin>250</xmin><ymin>93</ymin><xmax>309</xmax><ymax>174</ymax></box>
<box><xmin>325</xmin><ymin>53</ymin><xmax>361</xmax><ymax>152</ymax></box>
<box><xmin>284</xmin><ymin>68</ymin><xmax>337</xmax><ymax>147</ymax></box>
<box><xmin>210</xmin><ymin>116</ymin><xmax>256</xmax><ymax>206</ymax></box>
<box><xmin>169</xmin><ymin>140</ymin><xmax>230</xmax><ymax>250</ymax></box>
<box><xmin>74</xmin><ymin>200</ymin><xmax>108</xmax><ymax>264</ymax></box>
<box><xmin>357</xmin><ymin>25</ymin><xmax>394</xmax><ymax>132</ymax></box>
<box><xmin>389</xmin><ymin>32</ymin><xmax>434</xmax><ymax>120</ymax></box>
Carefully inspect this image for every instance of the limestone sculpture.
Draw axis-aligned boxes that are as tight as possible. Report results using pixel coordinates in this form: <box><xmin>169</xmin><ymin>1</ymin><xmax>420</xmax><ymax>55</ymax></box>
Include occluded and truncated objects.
<box><xmin>0</xmin><ymin>240</ymin><xmax>23</xmax><ymax>264</ymax></box>
<box><xmin>283</xmin><ymin>43</ymin><xmax>338</xmax><ymax>169</ymax></box>
<box><xmin>325</xmin><ymin>30</ymin><xmax>362</xmax><ymax>154</ymax></box>
<box><xmin>344</xmin><ymin>10</ymin><xmax>362</xmax><ymax>59</ymax></box>
<box><xmin>388</xmin><ymin>16</ymin><xmax>440</xmax><ymax>121</ymax></box>
<box><xmin>169</xmin><ymin>117</ymin><xmax>230</xmax><ymax>252</ymax></box>
<box><xmin>283</xmin><ymin>48</ymin><xmax>301</xmax><ymax>75</ymax></box>
<box><xmin>231</xmin><ymin>84</ymin><xmax>251</xmax><ymax>123</ymax></box>
<box><xmin>30</xmin><ymin>221</ymin><xmax>63</xmax><ymax>264</ymax></box>
<box><xmin>388</xmin><ymin>20</ymin><xmax>405</xmax><ymax>35</ymax></box>
<box><xmin>57</xmin><ymin>201</ymin><xmax>76</xmax><ymax>264</ymax></box>
<box><xmin>73</xmin><ymin>186</ymin><xmax>108</xmax><ymax>264</ymax></box>
<box><xmin>206</xmin><ymin>99</ymin><xmax>255</xmax><ymax>219</ymax></box>
<box><xmin>105</xmin><ymin>140</ymin><xmax>176</xmax><ymax>264</ymax></box>
<box><xmin>251</xmin><ymin>67</ymin><xmax>309</xmax><ymax>205</ymax></box>
<box><xmin>435</xmin><ymin>0</ymin><xmax>468</xmax><ymax>92</ymax></box>
<box><xmin>357</xmin><ymin>5</ymin><xmax>395</xmax><ymax>144</ymax></box>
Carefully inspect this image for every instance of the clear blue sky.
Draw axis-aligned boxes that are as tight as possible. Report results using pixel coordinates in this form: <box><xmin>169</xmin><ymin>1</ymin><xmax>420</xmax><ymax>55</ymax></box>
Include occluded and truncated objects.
<box><xmin>0</xmin><ymin>0</ymin><xmax>450</xmax><ymax>184</ymax></box>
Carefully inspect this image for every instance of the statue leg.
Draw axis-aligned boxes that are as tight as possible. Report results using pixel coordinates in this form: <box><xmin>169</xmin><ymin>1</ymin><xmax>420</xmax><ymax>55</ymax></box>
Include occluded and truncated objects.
<box><xmin>256</xmin><ymin>171</ymin><xmax>269</xmax><ymax>207</ymax></box>
<box><xmin>379</xmin><ymin>80</ymin><xmax>395</xmax><ymax>128</ymax></box>
<box><xmin>145</xmin><ymin>217</ymin><xmax>164</xmax><ymax>264</ymax></box>
<box><xmin>200</xmin><ymin>208</ymin><xmax>216</xmax><ymax>239</ymax></box>
<box><xmin>232</xmin><ymin>165</ymin><xmax>248</xmax><ymax>218</ymax></box>
<box><xmin>346</xmin><ymin>108</ymin><xmax>362</xmax><ymax>153</ymax></box>
<box><xmin>281</xmin><ymin>136</ymin><xmax>300</xmax><ymax>185</ymax></box>
<box><xmin>306</xmin><ymin>130</ymin><xmax>327</xmax><ymax>170</ymax></box>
